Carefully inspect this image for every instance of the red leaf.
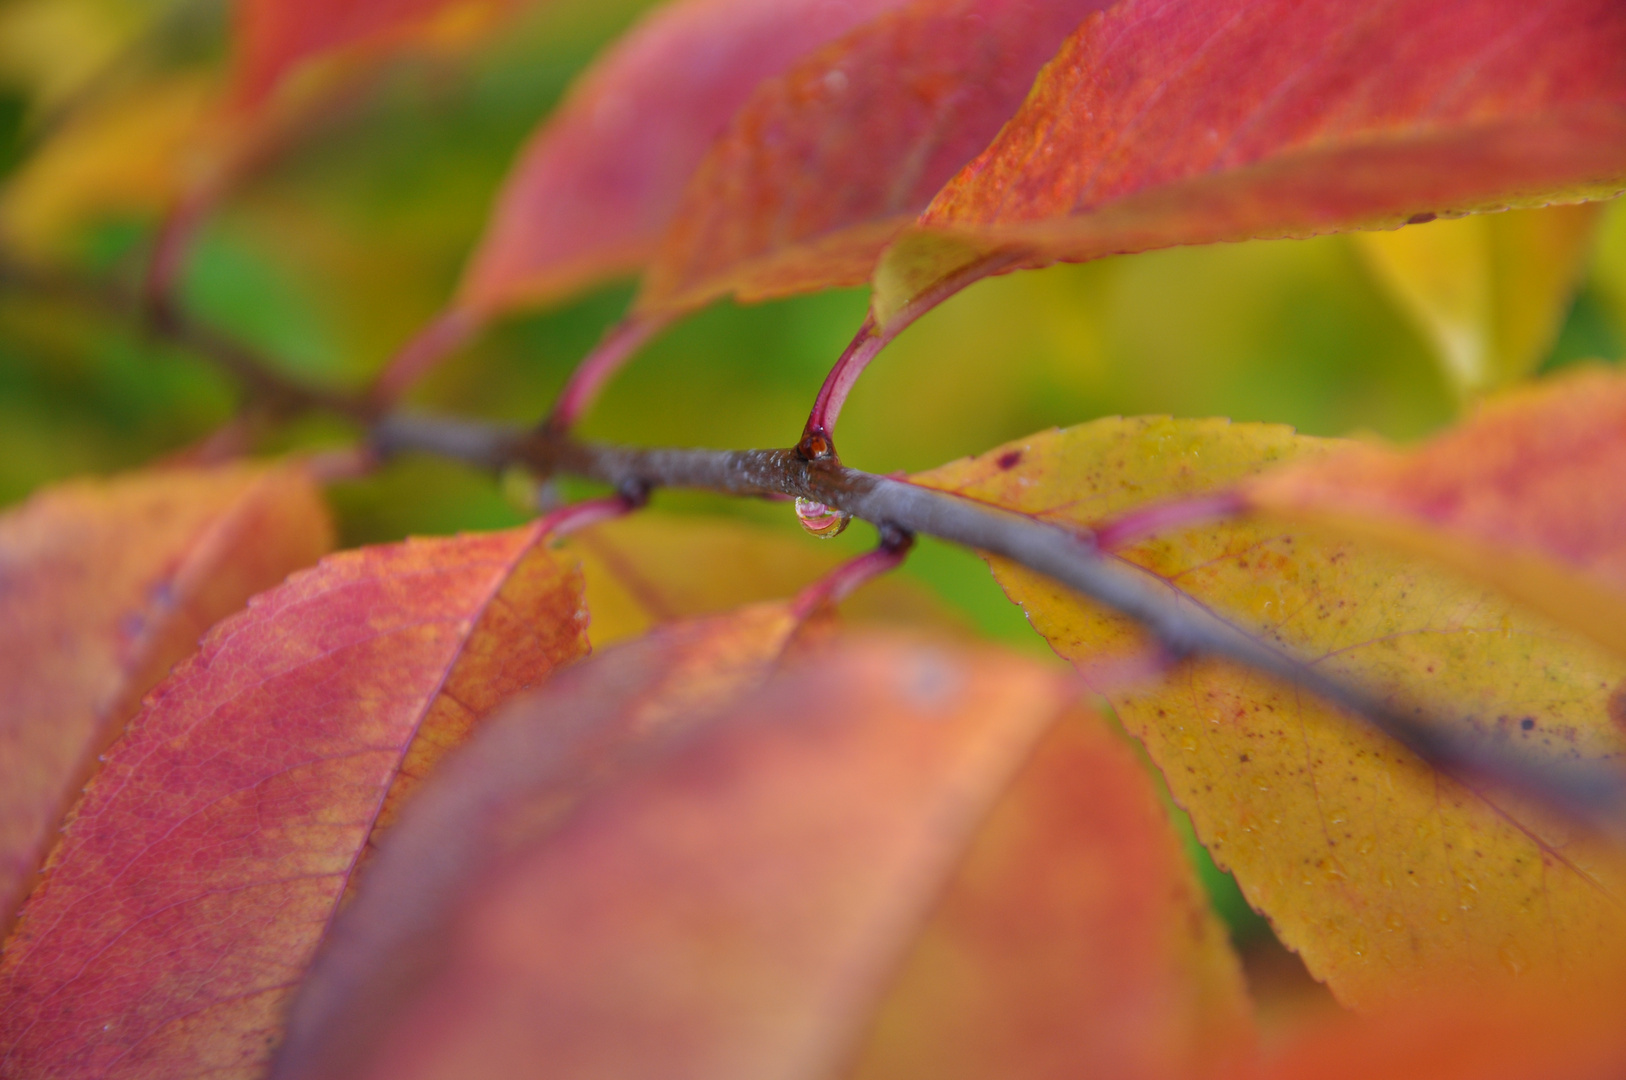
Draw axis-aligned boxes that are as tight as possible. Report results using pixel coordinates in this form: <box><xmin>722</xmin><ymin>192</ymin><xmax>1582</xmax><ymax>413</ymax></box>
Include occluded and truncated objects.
<box><xmin>0</xmin><ymin>463</ymin><xmax>332</xmax><ymax>936</ymax></box>
<box><xmin>273</xmin><ymin>626</ymin><xmax>1252</xmax><ymax>1080</ymax></box>
<box><xmin>873</xmin><ymin>0</ymin><xmax>1626</xmax><ymax>328</ymax></box>
<box><xmin>232</xmin><ymin>0</ymin><xmax>514</xmax><ymax>112</ymax></box>
<box><xmin>452</xmin><ymin>0</ymin><xmax>914</xmax><ymax>318</ymax></box>
<box><xmin>0</xmin><ymin>524</ymin><xmax>588</xmax><ymax>1079</ymax></box>
<box><xmin>637</xmin><ymin>0</ymin><xmax>1113</xmax><ymax>315</ymax></box>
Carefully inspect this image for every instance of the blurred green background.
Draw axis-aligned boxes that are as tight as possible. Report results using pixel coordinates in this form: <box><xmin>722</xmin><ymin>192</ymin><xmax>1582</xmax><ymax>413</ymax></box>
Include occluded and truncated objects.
<box><xmin>2</xmin><ymin>0</ymin><xmax>1623</xmax><ymax>945</ymax></box>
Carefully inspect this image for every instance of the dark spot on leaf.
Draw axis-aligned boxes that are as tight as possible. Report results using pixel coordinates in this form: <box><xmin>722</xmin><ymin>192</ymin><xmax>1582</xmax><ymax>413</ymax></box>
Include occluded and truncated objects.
<box><xmin>997</xmin><ymin>449</ymin><xmax>1023</xmax><ymax>470</ymax></box>
<box><xmin>1406</xmin><ymin>211</ymin><xmax>1437</xmax><ymax>224</ymax></box>
<box><xmin>1608</xmin><ymin>681</ymin><xmax>1626</xmax><ymax>733</ymax></box>
<box><xmin>1520</xmin><ymin>717</ymin><xmax>1536</xmax><ymax>731</ymax></box>
<box><xmin>1238</xmin><ymin>753</ymin><xmax>1250</xmax><ymax>763</ymax></box>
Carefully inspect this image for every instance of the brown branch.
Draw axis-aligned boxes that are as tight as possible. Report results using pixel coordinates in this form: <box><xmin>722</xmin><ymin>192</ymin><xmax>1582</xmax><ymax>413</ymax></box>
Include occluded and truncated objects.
<box><xmin>373</xmin><ymin>412</ymin><xmax>1626</xmax><ymax>828</ymax></box>
<box><xmin>0</xmin><ymin>252</ymin><xmax>373</xmax><ymax>422</ymax></box>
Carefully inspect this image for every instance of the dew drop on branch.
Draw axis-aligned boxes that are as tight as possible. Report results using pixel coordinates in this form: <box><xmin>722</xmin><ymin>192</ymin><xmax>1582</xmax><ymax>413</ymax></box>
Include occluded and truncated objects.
<box><xmin>795</xmin><ymin>497</ymin><xmax>850</xmax><ymax>539</ymax></box>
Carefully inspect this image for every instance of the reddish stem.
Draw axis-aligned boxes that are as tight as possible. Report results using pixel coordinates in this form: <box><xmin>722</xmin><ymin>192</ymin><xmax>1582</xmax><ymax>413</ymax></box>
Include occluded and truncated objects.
<box><xmin>790</xmin><ymin>526</ymin><xmax>914</xmax><ymax>620</ymax></box>
<box><xmin>370</xmin><ymin>308</ymin><xmax>481</xmax><ymax>407</ymax></box>
<box><xmin>144</xmin><ymin>189</ymin><xmax>216</xmax><ymax>325</ymax></box>
<box><xmin>798</xmin><ymin>250</ymin><xmax>1022</xmax><ymax>460</ymax></box>
<box><xmin>1092</xmin><ymin>490</ymin><xmax>1248</xmax><ymax>552</ymax></box>
<box><xmin>548</xmin><ymin>315</ymin><xmax>667</xmax><ymax>432</ymax></box>
<box><xmin>1067</xmin><ymin>643</ymin><xmax>1187</xmax><ymax>698</ymax></box>
<box><xmin>536</xmin><ymin>491</ymin><xmax>641</xmax><ymax>539</ymax></box>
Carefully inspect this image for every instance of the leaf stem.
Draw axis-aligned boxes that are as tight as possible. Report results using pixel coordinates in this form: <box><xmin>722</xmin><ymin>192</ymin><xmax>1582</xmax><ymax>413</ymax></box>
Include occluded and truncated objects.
<box><xmin>1092</xmin><ymin>491</ymin><xmax>1249</xmax><ymax>551</ymax></box>
<box><xmin>789</xmin><ymin>525</ymin><xmax>914</xmax><ymax>619</ymax></box>
<box><xmin>798</xmin><ymin>250</ymin><xmax>1020</xmax><ymax>461</ymax></box>
<box><xmin>547</xmin><ymin>315</ymin><xmax>669</xmax><ymax>432</ymax></box>
<box><xmin>369</xmin><ymin>308</ymin><xmax>481</xmax><ymax>408</ymax></box>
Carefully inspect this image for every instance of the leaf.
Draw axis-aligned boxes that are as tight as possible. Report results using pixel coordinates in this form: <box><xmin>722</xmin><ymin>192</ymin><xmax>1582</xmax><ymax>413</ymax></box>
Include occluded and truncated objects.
<box><xmin>913</xmin><ymin>417</ymin><xmax>1626</xmax><ymax>1009</ymax></box>
<box><xmin>231</xmin><ymin>0</ymin><xmax>513</xmax><ymax>113</ymax></box>
<box><xmin>567</xmin><ymin>510</ymin><xmax>961</xmax><ymax>647</ymax></box>
<box><xmin>452</xmin><ymin>0</ymin><xmax>915</xmax><ymax>317</ymax></box>
<box><xmin>0</xmin><ymin>73</ymin><xmax>222</xmax><ymax>256</ymax></box>
<box><xmin>1246</xmin><ymin>368</ymin><xmax>1626</xmax><ymax>661</ymax></box>
<box><xmin>1228</xmin><ymin>977</ymin><xmax>1626</xmax><ymax>1080</ymax></box>
<box><xmin>1350</xmin><ymin>204</ymin><xmax>1603</xmax><ymax>399</ymax></box>
<box><xmin>872</xmin><ymin>0</ymin><xmax>1626</xmax><ymax>330</ymax></box>
<box><xmin>273</xmin><ymin>626</ymin><xmax>1251</xmax><ymax>1080</ymax></box>
<box><xmin>0</xmin><ymin>461</ymin><xmax>332</xmax><ymax>934</ymax></box>
<box><xmin>635</xmin><ymin>0</ymin><xmax>1112</xmax><ymax>316</ymax></box>
<box><xmin>0</xmin><ymin>523</ymin><xmax>588</xmax><ymax>1079</ymax></box>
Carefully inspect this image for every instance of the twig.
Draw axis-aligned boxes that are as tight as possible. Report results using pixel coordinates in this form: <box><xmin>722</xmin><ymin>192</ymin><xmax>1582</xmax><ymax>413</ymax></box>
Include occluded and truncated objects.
<box><xmin>790</xmin><ymin>525</ymin><xmax>914</xmax><ymax>619</ymax></box>
<box><xmin>373</xmin><ymin>412</ymin><xmax>1626</xmax><ymax>827</ymax></box>
<box><xmin>798</xmin><ymin>250</ymin><xmax>1021</xmax><ymax>461</ymax></box>
<box><xmin>0</xmin><ymin>252</ymin><xmax>372</xmax><ymax>421</ymax></box>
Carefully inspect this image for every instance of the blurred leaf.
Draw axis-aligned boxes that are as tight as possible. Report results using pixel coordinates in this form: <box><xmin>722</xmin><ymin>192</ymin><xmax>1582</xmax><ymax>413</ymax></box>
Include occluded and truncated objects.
<box><xmin>0</xmin><ymin>72</ymin><xmax>222</xmax><ymax>256</ymax></box>
<box><xmin>567</xmin><ymin>510</ymin><xmax>963</xmax><ymax>647</ymax></box>
<box><xmin>0</xmin><ymin>460</ymin><xmax>331</xmax><ymax>932</ymax></box>
<box><xmin>1228</xmin><ymin>976</ymin><xmax>1626</xmax><ymax>1080</ymax></box>
<box><xmin>914</xmin><ymin>417</ymin><xmax>1626</xmax><ymax>1009</ymax></box>
<box><xmin>1351</xmin><ymin>204</ymin><xmax>1602</xmax><ymax>399</ymax></box>
<box><xmin>1246</xmin><ymin>367</ymin><xmax>1626</xmax><ymax>659</ymax></box>
<box><xmin>453</xmin><ymin>0</ymin><xmax>914</xmax><ymax>318</ymax></box>
<box><xmin>274</xmin><ymin>625</ymin><xmax>1251</xmax><ymax>1080</ymax></box>
<box><xmin>231</xmin><ymin>0</ymin><xmax>517</xmax><ymax>113</ymax></box>
<box><xmin>0</xmin><ymin>523</ymin><xmax>588</xmax><ymax>1079</ymax></box>
<box><xmin>637</xmin><ymin>0</ymin><xmax>1111</xmax><ymax>315</ymax></box>
<box><xmin>874</xmin><ymin>0</ymin><xmax>1626</xmax><ymax>331</ymax></box>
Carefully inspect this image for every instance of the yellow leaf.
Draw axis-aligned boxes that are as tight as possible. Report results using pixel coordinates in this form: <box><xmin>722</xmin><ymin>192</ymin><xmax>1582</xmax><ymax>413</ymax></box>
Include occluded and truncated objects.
<box><xmin>0</xmin><ymin>73</ymin><xmax>225</xmax><ymax>255</ymax></box>
<box><xmin>564</xmin><ymin>511</ymin><xmax>963</xmax><ymax>648</ymax></box>
<box><xmin>1351</xmin><ymin>204</ymin><xmax>1602</xmax><ymax>399</ymax></box>
<box><xmin>914</xmin><ymin>417</ymin><xmax>1626</xmax><ymax>1009</ymax></box>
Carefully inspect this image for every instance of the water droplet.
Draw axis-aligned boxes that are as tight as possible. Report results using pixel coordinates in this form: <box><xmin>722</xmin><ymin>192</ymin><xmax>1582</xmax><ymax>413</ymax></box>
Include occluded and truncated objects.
<box><xmin>1357</xmin><ymin>836</ymin><xmax>1376</xmax><ymax>856</ymax></box>
<box><xmin>1500</xmin><ymin>940</ymin><xmax>1529</xmax><ymax>976</ymax></box>
<box><xmin>795</xmin><ymin>497</ymin><xmax>851</xmax><ymax>539</ymax></box>
<box><xmin>1385</xmin><ymin>912</ymin><xmax>1405</xmax><ymax>931</ymax></box>
<box><xmin>1181</xmin><ymin>735</ymin><xmax>1199</xmax><ymax>752</ymax></box>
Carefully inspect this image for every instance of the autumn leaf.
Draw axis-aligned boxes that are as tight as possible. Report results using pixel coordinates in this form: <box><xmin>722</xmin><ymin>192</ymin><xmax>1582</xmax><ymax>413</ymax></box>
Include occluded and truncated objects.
<box><xmin>1228</xmin><ymin>976</ymin><xmax>1626</xmax><ymax>1080</ymax></box>
<box><xmin>635</xmin><ymin>0</ymin><xmax>1112</xmax><ymax>316</ymax></box>
<box><xmin>567</xmin><ymin>510</ymin><xmax>960</xmax><ymax>647</ymax></box>
<box><xmin>1350</xmin><ymin>204</ymin><xmax>1603</xmax><ymax>399</ymax></box>
<box><xmin>0</xmin><ymin>523</ymin><xmax>588</xmax><ymax>1079</ymax></box>
<box><xmin>0</xmin><ymin>462</ymin><xmax>331</xmax><ymax>935</ymax></box>
<box><xmin>230</xmin><ymin>0</ymin><xmax>515</xmax><ymax>114</ymax></box>
<box><xmin>451</xmin><ymin>0</ymin><xmax>915</xmax><ymax>320</ymax></box>
<box><xmin>914</xmin><ymin>417</ymin><xmax>1626</xmax><ymax>1009</ymax></box>
<box><xmin>872</xmin><ymin>0</ymin><xmax>1626</xmax><ymax>331</ymax></box>
<box><xmin>0</xmin><ymin>73</ymin><xmax>223</xmax><ymax>256</ymax></box>
<box><xmin>1246</xmin><ymin>368</ymin><xmax>1626</xmax><ymax>661</ymax></box>
<box><xmin>273</xmin><ymin>625</ymin><xmax>1251</xmax><ymax>1080</ymax></box>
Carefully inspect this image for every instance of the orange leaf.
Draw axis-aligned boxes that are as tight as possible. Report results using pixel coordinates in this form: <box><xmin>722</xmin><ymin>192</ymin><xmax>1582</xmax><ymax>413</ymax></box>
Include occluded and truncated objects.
<box><xmin>636</xmin><ymin>0</ymin><xmax>1111</xmax><ymax>315</ymax></box>
<box><xmin>873</xmin><ymin>0</ymin><xmax>1626</xmax><ymax>330</ymax></box>
<box><xmin>453</xmin><ymin>0</ymin><xmax>914</xmax><ymax>318</ymax></box>
<box><xmin>1226</xmin><ymin>978</ymin><xmax>1626</xmax><ymax>1080</ymax></box>
<box><xmin>0</xmin><ymin>462</ymin><xmax>332</xmax><ymax>935</ymax></box>
<box><xmin>0</xmin><ymin>524</ymin><xmax>588</xmax><ymax>1079</ymax></box>
<box><xmin>1246</xmin><ymin>368</ymin><xmax>1626</xmax><ymax>660</ymax></box>
<box><xmin>273</xmin><ymin>626</ymin><xmax>1251</xmax><ymax>1080</ymax></box>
